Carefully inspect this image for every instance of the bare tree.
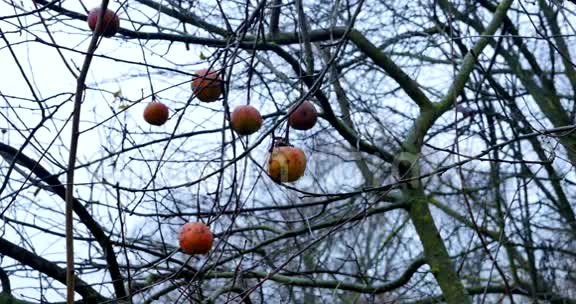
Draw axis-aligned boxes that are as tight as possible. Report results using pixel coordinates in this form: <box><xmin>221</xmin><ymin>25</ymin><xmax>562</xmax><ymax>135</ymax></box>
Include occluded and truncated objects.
<box><xmin>0</xmin><ymin>0</ymin><xmax>575</xmax><ymax>303</ymax></box>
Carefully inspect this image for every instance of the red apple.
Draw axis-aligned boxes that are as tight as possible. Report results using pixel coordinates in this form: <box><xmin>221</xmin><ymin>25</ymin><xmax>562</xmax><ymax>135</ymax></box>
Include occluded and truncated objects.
<box><xmin>179</xmin><ymin>222</ymin><xmax>214</xmax><ymax>255</ymax></box>
<box><xmin>288</xmin><ymin>100</ymin><xmax>318</xmax><ymax>130</ymax></box>
<box><xmin>87</xmin><ymin>8</ymin><xmax>120</xmax><ymax>38</ymax></box>
<box><xmin>191</xmin><ymin>69</ymin><xmax>223</xmax><ymax>102</ymax></box>
<box><xmin>143</xmin><ymin>102</ymin><xmax>169</xmax><ymax>126</ymax></box>
<box><xmin>230</xmin><ymin>105</ymin><xmax>262</xmax><ymax>135</ymax></box>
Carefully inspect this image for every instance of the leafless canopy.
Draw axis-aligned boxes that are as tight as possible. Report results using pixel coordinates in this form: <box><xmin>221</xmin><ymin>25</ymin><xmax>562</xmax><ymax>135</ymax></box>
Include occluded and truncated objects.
<box><xmin>1</xmin><ymin>0</ymin><xmax>576</xmax><ymax>303</ymax></box>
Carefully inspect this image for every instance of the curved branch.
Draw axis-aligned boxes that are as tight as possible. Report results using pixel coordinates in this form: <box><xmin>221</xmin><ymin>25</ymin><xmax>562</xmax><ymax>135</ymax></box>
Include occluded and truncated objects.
<box><xmin>436</xmin><ymin>0</ymin><xmax>513</xmax><ymax>112</ymax></box>
<box><xmin>0</xmin><ymin>237</ymin><xmax>107</xmax><ymax>303</ymax></box>
<box><xmin>179</xmin><ymin>257</ymin><xmax>427</xmax><ymax>294</ymax></box>
<box><xmin>348</xmin><ymin>30</ymin><xmax>433</xmax><ymax>110</ymax></box>
<box><xmin>408</xmin><ymin>284</ymin><xmax>576</xmax><ymax>304</ymax></box>
<box><xmin>208</xmin><ymin>202</ymin><xmax>408</xmax><ymax>268</ymax></box>
<box><xmin>0</xmin><ymin>143</ymin><xmax>126</xmax><ymax>300</ymax></box>
<box><xmin>0</xmin><ymin>293</ymin><xmax>36</xmax><ymax>304</ymax></box>
<box><xmin>134</xmin><ymin>0</ymin><xmax>229</xmax><ymax>36</ymax></box>
<box><xmin>32</xmin><ymin>0</ymin><xmax>348</xmax><ymax>45</ymax></box>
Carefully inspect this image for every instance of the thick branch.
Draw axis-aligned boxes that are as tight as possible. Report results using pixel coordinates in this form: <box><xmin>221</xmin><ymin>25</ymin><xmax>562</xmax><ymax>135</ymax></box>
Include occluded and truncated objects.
<box><xmin>349</xmin><ymin>30</ymin><xmax>433</xmax><ymax>111</ymax></box>
<box><xmin>436</xmin><ymin>0</ymin><xmax>513</xmax><ymax>113</ymax></box>
<box><xmin>158</xmin><ymin>257</ymin><xmax>425</xmax><ymax>295</ymax></box>
<box><xmin>408</xmin><ymin>284</ymin><xmax>576</xmax><ymax>304</ymax></box>
<box><xmin>0</xmin><ymin>293</ymin><xmax>37</xmax><ymax>304</ymax></box>
<box><xmin>0</xmin><ymin>237</ymin><xmax>107</xmax><ymax>303</ymax></box>
<box><xmin>460</xmin><ymin>0</ymin><xmax>576</xmax><ymax>164</ymax></box>
<box><xmin>209</xmin><ymin>202</ymin><xmax>408</xmax><ymax>268</ymax></box>
<box><xmin>295</xmin><ymin>0</ymin><xmax>314</xmax><ymax>75</ymax></box>
<box><xmin>269</xmin><ymin>0</ymin><xmax>282</xmax><ymax>34</ymax></box>
<box><xmin>0</xmin><ymin>268</ymin><xmax>10</xmax><ymax>294</ymax></box>
<box><xmin>0</xmin><ymin>143</ymin><xmax>126</xmax><ymax>300</ymax></box>
<box><xmin>205</xmin><ymin>257</ymin><xmax>426</xmax><ymax>293</ymax></box>
<box><xmin>134</xmin><ymin>0</ymin><xmax>228</xmax><ymax>36</ymax></box>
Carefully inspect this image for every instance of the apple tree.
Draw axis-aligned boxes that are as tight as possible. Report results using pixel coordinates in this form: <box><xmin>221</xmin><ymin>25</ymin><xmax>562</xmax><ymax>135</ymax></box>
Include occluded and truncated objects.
<box><xmin>0</xmin><ymin>0</ymin><xmax>575</xmax><ymax>303</ymax></box>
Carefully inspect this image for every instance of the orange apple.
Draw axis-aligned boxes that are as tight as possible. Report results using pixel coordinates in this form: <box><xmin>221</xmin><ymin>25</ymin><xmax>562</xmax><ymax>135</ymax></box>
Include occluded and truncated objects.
<box><xmin>179</xmin><ymin>222</ymin><xmax>214</xmax><ymax>254</ymax></box>
<box><xmin>143</xmin><ymin>102</ymin><xmax>169</xmax><ymax>126</ymax></box>
<box><xmin>268</xmin><ymin>145</ymin><xmax>307</xmax><ymax>182</ymax></box>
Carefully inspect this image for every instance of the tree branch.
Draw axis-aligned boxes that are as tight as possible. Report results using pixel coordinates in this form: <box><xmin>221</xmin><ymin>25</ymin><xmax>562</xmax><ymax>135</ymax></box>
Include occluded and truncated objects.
<box><xmin>0</xmin><ymin>237</ymin><xmax>107</xmax><ymax>303</ymax></box>
<box><xmin>0</xmin><ymin>143</ymin><xmax>126</xmax><ymax>301</ymax></box>
<box><xmin>436</xmin><ymin>0</ymin><xmax>513</xmax><ymax>113</ymax></box>
<box><xmin>171</xmin><ymin>257</ymin><xmax>426</xmax><ymax>294</ymax></box>
<box><xmin>134</xmin><ymin>0</ymin><xmax>229</xmax><ymax>36</ymax></box>
<box><xmin>408</xmin><ymin>284</ymin><xmax>576</xmax><ymax>304</ymax></box>
<box><xmin>0</xmin><ymin>268</ymin><xmax>10</xmax><ymax>294</ymax></box>
<box><xmin>348</xmin><ymin>30</ymin><xmax>434</xmax><ymax>111</ymax></box>
<box><xmin>269</xmin><ymin>0</ymin><xmax>282</xmax><ymax>35</ymax></box>
<box><xmin>32</xmin><ymin>0</ymin><xmax>394</xmax><ymax>163</ymax></box>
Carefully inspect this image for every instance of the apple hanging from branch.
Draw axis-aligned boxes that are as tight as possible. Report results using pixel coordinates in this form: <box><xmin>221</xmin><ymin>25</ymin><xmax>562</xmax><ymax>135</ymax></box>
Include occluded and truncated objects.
<box><xmin>143</xmin><ymin>102</ymin><xmax>169</xmax><ymax>126</ymax></box>
<box><xmin>230</xmin><ymin>105</ymin><xmax>263</xmax><ymax>135</ymax></box>
<box><xmin>268</xmin><ymin>142</ymin><xmax>307</xmax><ymax>183</ymax></box>
<box><xmin>179</xmin><ymin>222</ymin><xmax>214</xmax><ymax>255</ymax></box>
<box><xmin>191</xmin><ymin>69</ymin><xmax>223</xmax><ymax>102</ymax></box>
<box><xmin>87</xmin><ymin>7</ymin><xmax>120</xmax><ymax>38</ymax></box>
<box><xmin>288</xmin><ymin>100</ymin><xmax>318</xmax><ymax>130</ymax></box>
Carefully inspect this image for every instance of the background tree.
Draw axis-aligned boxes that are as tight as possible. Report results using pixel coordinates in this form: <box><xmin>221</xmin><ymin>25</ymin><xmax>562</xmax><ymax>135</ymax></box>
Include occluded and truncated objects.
<box><xmin>0</xmin><ymin>0</ymin><xmax>575</xmax><ymax>303</ymax></box>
